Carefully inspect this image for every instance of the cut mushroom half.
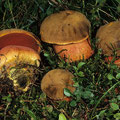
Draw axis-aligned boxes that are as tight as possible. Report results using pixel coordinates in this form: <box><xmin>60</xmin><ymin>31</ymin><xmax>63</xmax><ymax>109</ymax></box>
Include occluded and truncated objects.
<box><xmin>0</xmin><ymin>45</ymin><xmax>40</xmax><ymax>92</ymax></box>
<box><xmin>0</xmin><ymin>29</ymin><xmax>41</xmax><ymax>53</ymax></box>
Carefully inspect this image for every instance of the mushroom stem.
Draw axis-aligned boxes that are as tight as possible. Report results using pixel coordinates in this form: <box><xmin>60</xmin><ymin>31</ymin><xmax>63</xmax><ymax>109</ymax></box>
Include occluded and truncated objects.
<box><xmin>53</xmin><ymin>38</ymin><xmax>94</xmax><ymax>62</ymax></box>
<box><xmin>0</xmin><ymin>45</ymin><xmax>40</xmax><ymax>92</ymax></box>
<box><xmin>105</xmin><ymin>56</ymin><xmax>120</xmax><ymax>67</ymax></box>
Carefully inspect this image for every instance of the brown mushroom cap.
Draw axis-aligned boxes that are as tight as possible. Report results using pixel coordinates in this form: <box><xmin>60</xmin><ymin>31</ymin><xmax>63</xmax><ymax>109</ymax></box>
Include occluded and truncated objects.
<box><xmin>0</xmin><ymin>45</ymin><xmax>40</xmax><ymax>91</ymax></box>
<box><xmin>41</xmin><ymin>69</ymin><xmax>75</xmax><ymax>100</ymax></box>
<box><xmin>96</xmin><ymin>21</ymin><xmax>120</xmax><ymax>56</ymax></box>
<box><xmin>40</xmin><ymin>10</ymin><xmax>90</xmax><ymax>45</ymax></box>
<box><xmin>0</xmin><ymin>29</ymin><xmax>41</xmax><ymax>53</ymax></box>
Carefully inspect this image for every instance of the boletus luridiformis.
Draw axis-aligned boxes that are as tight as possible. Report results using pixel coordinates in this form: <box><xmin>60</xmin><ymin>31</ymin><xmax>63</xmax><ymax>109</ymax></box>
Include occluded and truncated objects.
<box><xmin>40</xmin><ymin>10</ymin><xmax>94</xmax><ymax>62</ymax></box>
<box><xmin>0</xmin><ymin>29</ymin><xmax>41</xmax><ymax>92</ymax></box>
<box><xmin>41</xmin><ymin>69</ymin><xmax>75</xmax><ymax>101</ymax></box>
<box><xmin>0</xmin><ymin>29</ymin><xmax>41</xmax><ymax>53</ymax></box>
<box><xmin>96</xmin><ymin>21</ymin><xmax>120</xmax><ymax>66</ymax></box>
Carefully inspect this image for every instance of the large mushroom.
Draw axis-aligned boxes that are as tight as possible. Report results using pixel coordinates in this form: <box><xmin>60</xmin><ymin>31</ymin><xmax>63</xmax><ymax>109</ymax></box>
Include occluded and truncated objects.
<box><xmin>96</xmin><ymin>21</ymin><xmax>120</xmax><ymax>66</ymax></box>
<box><xmin>41</xmin><ymin>69</ymin><xmax>75</xmax><ymax>101</ymax></box>
<box><xmin>40</xmin><ymin>10</ymin><xmax>94</xmax><ymax>62</ymax></box>
<box><xmin>0</xmin><ymin>29</ymin><xmax>41</xmax><ymax>92</ymax></box>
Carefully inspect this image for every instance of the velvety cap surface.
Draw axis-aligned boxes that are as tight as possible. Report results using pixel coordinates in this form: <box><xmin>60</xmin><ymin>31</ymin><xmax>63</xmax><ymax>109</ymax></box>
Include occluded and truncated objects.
<box><xmin>96</xmin><ymin>21</ymin><xmax>120</xmax><ymax>56</ymax></box>
<box><xmin>40</xmin><ymin>10</ymin><xmax>90</xmax><ymax>45</ymax></box>
<box><xmin>41</xmin><ymin>69</ymin><xmax>75</xmax><ymax>100</ymax></box>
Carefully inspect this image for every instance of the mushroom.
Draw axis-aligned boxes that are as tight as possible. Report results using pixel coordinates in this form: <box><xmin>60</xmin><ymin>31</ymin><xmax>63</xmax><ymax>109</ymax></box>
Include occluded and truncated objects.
<box><xmin>41</xmin><ymin>69</ymin><xmax>75</xmax><ymax>101</ymax></box>
<box><xmin>0</xmin><ymin>45</ymin><xmax>40</xmax><ymax>92</ymax></box>
<box><xmin>96</xmin><ymin>21</ymin><xmax>120</xmax><ymax>65</ymax></box>
<box><xmin>0</xmin><ymin>29</ymin><xmax>41</xmax><ymax>53</ymax></box>
<box><xmin>0</xmin><ymin>29</ymin><xmax>41</xmax><ymax>92</ymax></box>
<box><xmin>40</xmin><ymin>10</ymin><xmax>94</xmax><ymax>62</ymax></box>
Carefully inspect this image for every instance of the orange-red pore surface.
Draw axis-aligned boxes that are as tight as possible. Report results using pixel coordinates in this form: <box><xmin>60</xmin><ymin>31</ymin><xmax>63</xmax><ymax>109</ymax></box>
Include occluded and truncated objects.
<box><xmin>0</xmin><ymin>33</ymin><xmax>39</xmax><ymax>52</ymax></box>
<box><xmin>105</xmin><ymin>56</ymin><xmax>120</xmax><ymax>66</ymax></box>
<box><xmin>53</xmin><ymin>39</ymin><xmax>94</xmax><ymax>62</ymax></box>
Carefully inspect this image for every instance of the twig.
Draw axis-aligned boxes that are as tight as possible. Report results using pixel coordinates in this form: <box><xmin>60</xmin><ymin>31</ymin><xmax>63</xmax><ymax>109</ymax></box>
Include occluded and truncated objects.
<box><xmin>49</xmin><ymin>99</ymin><xmax>72</xmax><ymax>119</ymax></box>
<box><xmin>60</xmin><ymin>109</ymin><xmax>72</xmax><ymax>120</ymax></box>
<box><xmin>98</xmin><ymin>8</ymin><xmax>116</xmax><ymax>20</ymax></box>
<box><xmin>4</xmin><ymin>103</ymin><xmax>10</xmax><ymax>120</ymax></box>
<box><xmin>20</xmin><ymin>100</ymin><xmax>35</xmax><ymax>102</ymax></box>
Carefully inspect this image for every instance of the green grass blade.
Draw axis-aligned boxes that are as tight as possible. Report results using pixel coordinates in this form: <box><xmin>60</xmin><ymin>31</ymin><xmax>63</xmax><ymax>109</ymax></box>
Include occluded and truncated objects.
<box><xmin>23</xmin><ymin>107</ymin><xmax>37</xmax><ymax>120</ymax></box>
<box><xmin>90</xmin><ymin>81</ymin><xmax>120</xmax><ymax>119</ymax></box>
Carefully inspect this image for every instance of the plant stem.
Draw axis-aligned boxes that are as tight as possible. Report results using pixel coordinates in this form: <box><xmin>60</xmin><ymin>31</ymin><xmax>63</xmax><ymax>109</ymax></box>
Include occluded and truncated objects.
<box><xmin>90</xmin><ymin>81</ymin><xmax>120</xmax><ymax>120</ymax></box>
<box><xmin>8</xmin><ymin>0</ymin><xmax>17</xmax><ymax>28</ymax></box>
<box><xmin>98</xmin><ymin>8</ymin><xmax>116</xmax><ymax>20</ymax></box>
<box><xmin>4</xmin><ymin>103</ymin><xmax>10</xmax><ymax>120</ymax></box>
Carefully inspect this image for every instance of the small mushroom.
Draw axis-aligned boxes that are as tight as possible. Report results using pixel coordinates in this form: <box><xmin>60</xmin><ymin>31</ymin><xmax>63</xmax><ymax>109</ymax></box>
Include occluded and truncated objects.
<box><xmin>0</xmin><ymin>29</ymin><xmax>41</xmax><ymax>53</ymax></box>
<box><xmin>41</xmin><ymin>69</ymin><xmax>75</xmax><ymax>101</ymax></box>
<box><xmin>40</xmin><ymin>10</ymin><xmax>94</xmax><ymax>62</ymax></box>
<box><xmin>96</xmin><ymin>21</ymin><xmax>120</xmax><ymax>66</ymax></box>
<box><xmin>0</xmin><ymin>45</ymin><xmax>40</xmax><ymax>92</ymax></box>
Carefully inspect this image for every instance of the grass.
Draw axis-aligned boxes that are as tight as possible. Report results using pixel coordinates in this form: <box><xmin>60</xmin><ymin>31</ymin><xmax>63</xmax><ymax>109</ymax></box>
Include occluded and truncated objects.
<box><xmin>0</xmin><ymin>0</ymin><xmax>120</xmax><ymax>120</ymax></box>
